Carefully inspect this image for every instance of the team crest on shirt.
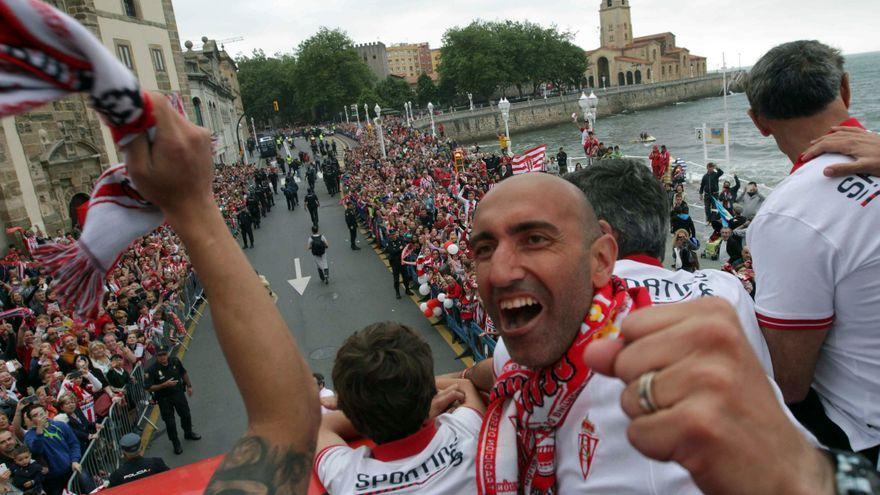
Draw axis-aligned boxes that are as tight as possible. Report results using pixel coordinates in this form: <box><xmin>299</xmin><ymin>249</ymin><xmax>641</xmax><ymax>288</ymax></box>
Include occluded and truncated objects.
<box><xmin>578</xmin><ymin>416</ymin><xmax>599</xmax><ymax>480</ymax></box>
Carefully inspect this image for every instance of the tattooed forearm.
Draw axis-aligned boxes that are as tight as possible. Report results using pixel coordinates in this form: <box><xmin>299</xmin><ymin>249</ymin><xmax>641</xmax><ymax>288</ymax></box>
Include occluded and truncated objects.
<box><xmin>205</xmin><ymin>435</ymin><xmax>313</xmax><ymax>495</ymax></box>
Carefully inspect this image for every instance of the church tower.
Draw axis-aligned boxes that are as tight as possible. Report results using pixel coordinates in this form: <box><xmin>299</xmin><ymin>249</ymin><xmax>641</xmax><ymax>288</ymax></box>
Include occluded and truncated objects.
<box><xmin>599</xmin><ymin>0</ymin><xmax>633</xmax><ymax>49</ymax></box>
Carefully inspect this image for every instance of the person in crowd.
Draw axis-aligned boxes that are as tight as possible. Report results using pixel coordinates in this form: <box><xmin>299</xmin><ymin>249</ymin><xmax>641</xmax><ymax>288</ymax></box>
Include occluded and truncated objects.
<box><xmin>108</xmin><ymin>433</ymin><xmax>169</xmax><ymax>488</ymax></box>
<box><xmin>736</xmin><ymin>180</ymin><xmax>765</xmax><ymax>219</ymax></box>
<box><xmin>746</xmin><ymin>39</ymin><xmax>880</xmax><ymax>465</ymax></box>
<box><xmin>145</xmin><ymin>346</ymin><xmax>199</xmax><ymax>455</ymax></box>
<box><xmin>698</xmin><ymin>162</ymin><xmax>724</xmax><ymax>221</ymax></box>
<box><xmin>670</xmin><ymin>192</ymin><xmax>696</xmax><ymax>238</ymax></box>
<box><xmin>384</xmin><ymin>229</ymin><xmax>411</xmax><ymax>299</ymax></box>
<box><xmin>304</xmin><ymin>188</ymin><xmax>320</xmax><ymax>227</ymax></box>
<box><xmin>282</xmin><ymin>178</ymin><xmax>298</xmax><ymax>211</ymax></box>
<box><xmin>719</xmin><ymin>174</ymin><xmax>741</xmax><ymax>213</ymax></box>
<box><xmin>313</xmin><ymin>373</ymin><xmax>335</xmax><ymax>416</ymax></box>
<box><xmin>343</xmin><ymin>202</ymin><xmax>360</xmax><ymax>251</ymax></box>
<box><xmin>307</xmin><ymin>226</ymin><xmax>330</xmax><ymax>285</ymax></box>
<box><xmin>315</xmin><ymin>322</ymin><xmax>484</xmax><ymax>494</ymax></box>
<box><xmin>236</xmin><ymin>205</ymin><xmax>254</xmax><ymax>249</ymax></box>
<box><xmin>671</xmin><ymin>228</ymin><xmax>699</xmax><ymax>272</ymax></box>
<box><xmin>556</xmin><ymin>147</ymin><xmax>568</xmax><ymax>174</ymax></box>
<box><xmin>459</xmin><ymin>172</ymin><xmax>842</xmax><ymax>494</ymax></box>
<box><xmin>10</xmin><ymin>444</ymin><xmax>43</xmax><ymax>495</ymax></box>
<box><xmin>718</xmin><ymin>226</ymin><xmax>745</xmax><ymax>266</ymax></box>
<box><xmin>54</xmin><ymin>393</ymin><xmax>98</xmax><ymax>453</ymax></box>
<box><xmin>21</xmin><ymin>403</ymin><xmax>80</xmax><ymax>495</ymax></box>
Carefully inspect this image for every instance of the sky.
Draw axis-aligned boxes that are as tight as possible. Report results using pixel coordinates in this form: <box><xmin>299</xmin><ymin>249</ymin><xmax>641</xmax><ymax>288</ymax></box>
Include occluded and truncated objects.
<box><xmin>174</xmin><ymin>0</ymin><xmax>879</xmax><ymax>69</ymax></box>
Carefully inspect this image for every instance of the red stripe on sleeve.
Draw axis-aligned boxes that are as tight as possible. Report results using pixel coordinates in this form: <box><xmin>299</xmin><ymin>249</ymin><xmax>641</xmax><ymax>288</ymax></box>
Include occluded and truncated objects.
<box><xmin>757</xmin><ymin>312</ymin><xmax>834</xmax><ymax>331</ymax></box>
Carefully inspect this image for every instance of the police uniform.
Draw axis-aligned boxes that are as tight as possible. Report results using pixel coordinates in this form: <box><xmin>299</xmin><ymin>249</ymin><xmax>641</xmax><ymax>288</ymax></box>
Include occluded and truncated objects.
<box><xmin>344</xmin><ymin>206</ymin><xmax>360</xmax><ymax>250</ymax></box>
<box><xmin>108</xmin><ymin>433</ymin><xmax>169</xmax><ymax>487</ymax></box>
<box><xmin>145</xmin><ymin>349</ymin><xmax>198</xmax><ymax>453</ymax></box>
<box><xmin>384</xmin><ymin>234</ymin><xmax>410</xmax><ymax>298</ymax></box>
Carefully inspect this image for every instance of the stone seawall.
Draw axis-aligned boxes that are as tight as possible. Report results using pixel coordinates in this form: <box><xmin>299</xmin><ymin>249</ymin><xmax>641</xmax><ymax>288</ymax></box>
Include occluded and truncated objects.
<box><xmin>416</xmin><ymin>72</ymin><xmax>743</xmax><ymax>142</ymax></box>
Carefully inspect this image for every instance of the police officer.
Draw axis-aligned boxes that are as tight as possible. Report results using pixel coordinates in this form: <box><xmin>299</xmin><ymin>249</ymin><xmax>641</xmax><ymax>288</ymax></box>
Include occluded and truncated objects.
<box><xmin>268</xmin><ymin>167</ymin><xmax>279</xmax><ymax>194</ymax></box>
<box><xmin>304</xmin><ymin>188</ymin><xmax>320</xmax><ymax>227</ymax></box>
<box><xmin>246</xmin><ymin>193</ymin><xmax>261</xmax><ymax>229</ymax></box>
<box><xmin>385</xmin><ymin>229</ymin><xmax>412</xmax><ymax>299</ymax></box>
<box><xmin>145</xmin><ymin>346</ymin><xmax>200</xmax><ymax>455</ymax></box>
<box><xmin>344</xmin><ymin>202</ymin><xmax>360</xmax><ymax>250</ymax></box>
<box><xmin>108</xmin><ymin>433</ymin><xmax>169</xmax><ymax>487</ymax></box>
<box><xmin>237</xmin><ymin>207</ymin><xmax>254</xmax><ymax>248</ymax></box>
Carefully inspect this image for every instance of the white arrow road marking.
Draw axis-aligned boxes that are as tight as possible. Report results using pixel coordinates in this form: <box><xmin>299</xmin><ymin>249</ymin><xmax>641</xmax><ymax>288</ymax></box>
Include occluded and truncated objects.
<box><xmin>287</xmin><ymin>257</ymin><xmax>311</xmax><ymax>295</ymax></box>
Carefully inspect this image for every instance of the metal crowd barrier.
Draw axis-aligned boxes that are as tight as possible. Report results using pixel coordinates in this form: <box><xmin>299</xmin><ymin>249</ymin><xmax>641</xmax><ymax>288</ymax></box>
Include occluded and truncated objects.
<box><xmin>65</xmin><ymin>274</ymin><xmax>204</xmax><ymax>494</ymax></box>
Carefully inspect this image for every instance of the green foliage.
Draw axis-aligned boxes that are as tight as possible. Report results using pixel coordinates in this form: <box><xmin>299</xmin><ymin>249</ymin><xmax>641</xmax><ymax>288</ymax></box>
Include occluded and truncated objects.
<box><xmin>237</xmin><ymin>28</ymin><xmax>374</xmax><ymax>124</ymax></box>
<box><xmin>375</xmin><ymin>76</ymin><xmax>415</xmax><ymax>112</ymax></box>
<box><xmin>437</xmin><ymin>20</ymin><xmax>588</xmax><ymax>104</ymax></box>
<box><xmin>415</xmin><ymin>73</ymin><xmax>439</xmax><ymax>107</ymax></box>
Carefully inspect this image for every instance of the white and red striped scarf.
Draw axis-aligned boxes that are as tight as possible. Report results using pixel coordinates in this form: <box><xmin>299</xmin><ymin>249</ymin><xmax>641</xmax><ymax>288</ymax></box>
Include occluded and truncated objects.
<box><xmin>476</xmin><ymin>277</ymin><xmax>651</xmax><ymax>495</ymax></box>
<box><xmin>0</xmin><ymin>0</ymin><xmax>165</xmax><ymax>317</ymax></box>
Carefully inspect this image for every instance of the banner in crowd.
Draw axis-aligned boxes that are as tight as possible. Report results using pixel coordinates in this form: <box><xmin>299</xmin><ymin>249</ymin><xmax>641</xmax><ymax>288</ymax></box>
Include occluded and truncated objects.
<box><xmin>511</xmin><ymin>145</ymin><xmax>547</xmax><ymax>175</ymax></box>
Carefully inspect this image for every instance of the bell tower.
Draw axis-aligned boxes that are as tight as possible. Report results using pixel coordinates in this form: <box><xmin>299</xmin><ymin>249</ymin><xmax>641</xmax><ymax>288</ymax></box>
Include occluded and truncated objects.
<box><xmin>599</xmin><ymin>0</ymin><xmax>633</xmax><ymax>49</ymax></box>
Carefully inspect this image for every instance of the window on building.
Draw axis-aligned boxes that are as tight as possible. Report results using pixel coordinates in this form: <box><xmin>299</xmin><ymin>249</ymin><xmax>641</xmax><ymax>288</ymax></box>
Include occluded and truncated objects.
<box><xmin>121</xmin><ymin>0</ymin><xmax>137</xmax><ymax>18</ymax></box>
<box><xmin>150</xmin><ymin>47</ymin><xmax>166</xmax><ymax>72</ymax></box>
<box><xmin>192</xmin><ymin>98</ymin><xmax>204</xmax><ymax>126</ymax></box>
<box><xmin>607</xmin><ymin>0</ymin><xmax>612</xmax><ymax>6</ymax></box>
<box><xmin>609</xmin><ymin>34</ymin><xmax>614</xmax><ymax>42</ymax></box>
<box><xmin>115</xmin><ymin>41</ymin><xmax>135</xmax><ymax>71</ymax></box>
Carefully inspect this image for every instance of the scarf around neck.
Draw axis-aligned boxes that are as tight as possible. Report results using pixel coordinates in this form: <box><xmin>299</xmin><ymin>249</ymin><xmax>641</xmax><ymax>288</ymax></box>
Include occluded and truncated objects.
<box><xmin>476</xmin><ymin>277</ymin><xmax>651</xmax><ymax>495</ymax></box>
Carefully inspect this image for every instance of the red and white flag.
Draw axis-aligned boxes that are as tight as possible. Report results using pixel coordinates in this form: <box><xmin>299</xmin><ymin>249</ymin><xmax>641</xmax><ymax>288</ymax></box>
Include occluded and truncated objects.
<box><xmin>511</xmin><ymin>145</ymin><xmax>547</xmax><ymax>175</ymax></box>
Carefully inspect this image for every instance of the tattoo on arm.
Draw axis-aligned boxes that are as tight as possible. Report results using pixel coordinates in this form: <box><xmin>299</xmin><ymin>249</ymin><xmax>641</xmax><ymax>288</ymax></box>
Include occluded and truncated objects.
<box><xmin>205</xmin><ymin>435</ymin><xmax>312</xmax><ymax>495</ymax></box>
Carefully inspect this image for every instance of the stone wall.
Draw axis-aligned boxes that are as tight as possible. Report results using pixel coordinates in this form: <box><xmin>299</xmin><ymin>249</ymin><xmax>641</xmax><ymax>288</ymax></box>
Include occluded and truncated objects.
<box><xmin>417</xmin><ymin>73</ymin><xmax>741</xmax><ymax>142</ymax></box>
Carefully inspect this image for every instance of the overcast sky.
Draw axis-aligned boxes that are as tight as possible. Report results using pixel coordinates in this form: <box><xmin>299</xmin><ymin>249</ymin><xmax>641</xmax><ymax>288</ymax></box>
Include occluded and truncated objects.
<box><xmin>174</xmin><ymin>0</ymin><xmax>879</xmax><ymax>69</ymax></box>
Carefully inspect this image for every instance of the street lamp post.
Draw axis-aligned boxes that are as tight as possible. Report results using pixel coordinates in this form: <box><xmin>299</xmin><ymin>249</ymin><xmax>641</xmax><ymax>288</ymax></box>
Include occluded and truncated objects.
<box><xmin>498</xmin><ymin>97</ymin><xmax>511</xmax><ymax>154</ymax></box>
<box><xmin>374</xmin><ymin>104</ymin><xmax>387</xmax><ymax>159</ymax></box>
<box><xmin>407</xmin><ymin>101</ymin><xmax>414</xmax><ymax>126</ymax></box>
<box><xmin>467</xmin><ymin>93</ymin><xmax>474</xmax><ymax>111</ymax></box>
<box><xmin>364</xmin><ymin>103</ymin><xmax>369</xmax><ymax>122</ymax></box>
<box><xmin>427</xmin><ymin>101</ymin><xmax>436</xmax><ymax>138</ymax></box>
<box><xmin>344</xmin><ymin>105</ymin><xmax>349</xmax><ymax>124</ymax></box>
<box><xmin>353</xmin><ymin>104</ymin><xmax>360</xmax><ymax>126</ymax></box>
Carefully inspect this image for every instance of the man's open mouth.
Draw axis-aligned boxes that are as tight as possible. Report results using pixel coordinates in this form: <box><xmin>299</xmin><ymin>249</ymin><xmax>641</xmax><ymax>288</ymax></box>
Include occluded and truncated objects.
<box><xmin>499</xmin><ymin>296</ymin><xmax>544</xmax><ymax>331</ymax></box>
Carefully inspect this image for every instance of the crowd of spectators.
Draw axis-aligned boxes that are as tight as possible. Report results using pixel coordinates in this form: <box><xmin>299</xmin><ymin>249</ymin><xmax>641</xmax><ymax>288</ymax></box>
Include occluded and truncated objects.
<box><xmin>0</xmin><ymin>160</ymin><xmax>258</xmax><ymax>494</ymax></box>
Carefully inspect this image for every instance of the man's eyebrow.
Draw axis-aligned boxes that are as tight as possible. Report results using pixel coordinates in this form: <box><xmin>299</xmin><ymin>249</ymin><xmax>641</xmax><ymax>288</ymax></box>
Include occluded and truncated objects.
<box><xmin>508</xmin><ymin>221</ymin><xmax>561</xmax><ymax>236</ymax></box>
<box><xmin>469</xmin><ymin>230</ymin><xmax>494</xmax><ymax>245</ymax></box>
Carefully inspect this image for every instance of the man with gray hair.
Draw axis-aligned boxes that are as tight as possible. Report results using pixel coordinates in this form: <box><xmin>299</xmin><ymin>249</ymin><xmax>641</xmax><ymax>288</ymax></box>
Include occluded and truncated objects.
<box><xmin>746</xmin><ymin>40</ymin><xmax>880</xmax><ymax>466</ymax></box>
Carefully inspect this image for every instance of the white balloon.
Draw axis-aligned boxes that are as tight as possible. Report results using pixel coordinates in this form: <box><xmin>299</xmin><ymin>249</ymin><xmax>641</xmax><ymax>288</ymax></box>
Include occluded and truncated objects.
<box><xmin>437</xmin><ymin>293</ymin><xmax>447</xmax><ymax>302</ymax></box>
<box><xmin>419</xmin><ymin>283</ymin><xmax>431</xmax><ymax>296</ymax></box>
<box><xmin>418</xmin><ymin>275</ymin><xmax>428</xmax><ymax>284</ymax></box>
<box><xmin>419</xmin><ymin>302</ymin><xmax>428</xmax><ymax>312</ymax></box>
<box><xmin>443</xmin><ymin>298</ymin><xmax>454</xmax><ymax>309</ymax></box>
<box><xmin>432</xmin><ymin>306</ymin><xmax>443</xmax><ymax>317</ymax></box>
<box><xmin>446</xmin><ymin>243</ymin><xmax>460</xmax><ymax>256</ymax></box>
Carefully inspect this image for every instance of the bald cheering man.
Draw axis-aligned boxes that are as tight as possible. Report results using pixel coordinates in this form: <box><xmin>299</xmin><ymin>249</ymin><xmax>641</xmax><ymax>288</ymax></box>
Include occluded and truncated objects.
<box><xmin>464</xmin><ymin>173</ymin><xmax>849</xmax><ymax>494</ymax></box>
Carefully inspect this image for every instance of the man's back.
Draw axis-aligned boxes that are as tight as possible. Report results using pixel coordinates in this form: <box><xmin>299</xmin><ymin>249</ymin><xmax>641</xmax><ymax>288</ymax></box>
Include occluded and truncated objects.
<box><xmin>315</xmin><ymin>407</ymin><xmax>481</xmax><ymax>494</ymax></box>
<box><xmin>748</xmin><ymin>152</ymin><xmax>880</xmax><ymax>450</ymax></box>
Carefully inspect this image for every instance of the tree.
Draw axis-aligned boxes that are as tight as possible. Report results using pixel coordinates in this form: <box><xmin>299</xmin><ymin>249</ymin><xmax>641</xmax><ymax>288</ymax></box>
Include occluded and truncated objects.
<box><xmin>291</xmin><ymin>27</ymin><xmax>374</xmax><ymax>121</ymax></box>
<box><xmin>438</xmin><ymin>22</ymin><xmax>507</xmax><ymax>102</ymax></box>
<box><xmin>237</xmin><ymin>50</ymin><xmax>297</xmax><ymax>126</ymax></box>
<box><xmin>375</xmin><ymin>76</ymin><xmax>415</xmax><ymax>112</ymax></box>
<box><xmin>415</xmin><ymin>73</ymin><xmax>438</xmax><ymax>107</ymax></box>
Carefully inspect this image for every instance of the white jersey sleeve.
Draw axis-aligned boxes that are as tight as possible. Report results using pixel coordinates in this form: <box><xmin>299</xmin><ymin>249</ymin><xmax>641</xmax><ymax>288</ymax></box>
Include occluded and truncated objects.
<box><xmin>315</xmin><ymin>445</ymin><xmax>364</xmax><ymax>494</ymax></box>
<box><xmin>748</xmin><ymin>213</ymin><xmax>836</xmax><ymax>330</ymax></box>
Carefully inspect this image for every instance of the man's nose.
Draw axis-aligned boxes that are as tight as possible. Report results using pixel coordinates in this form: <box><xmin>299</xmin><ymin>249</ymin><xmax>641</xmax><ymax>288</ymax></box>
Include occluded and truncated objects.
<box><xmin>488</xmin><ymin>242</ymin><xmax>526</xmax><ymax>288</ymax></box>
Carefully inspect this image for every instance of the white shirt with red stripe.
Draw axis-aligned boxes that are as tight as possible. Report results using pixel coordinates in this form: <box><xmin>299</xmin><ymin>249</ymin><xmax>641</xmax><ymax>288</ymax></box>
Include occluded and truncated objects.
<box><xmin>748</xmin><ymin>119</ymin><xmax>880</xmax><ymax>450</ymax></box>
<box><xmin>315</xmin><ymin>407</ymin><xmax>481</xmax><ymax>494</ymax></box>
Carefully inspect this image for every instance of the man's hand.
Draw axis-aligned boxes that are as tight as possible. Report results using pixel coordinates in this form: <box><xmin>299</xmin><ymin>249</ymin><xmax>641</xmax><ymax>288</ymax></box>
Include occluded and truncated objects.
<box><xmin>125</xmin><ymin>92</ymin><xmax>216</xmax><ymax>225</ymax></box>
<box><xmin>583</xmin><ymin>298</ymin><xmax>834</xmax><ymax>495</ymax></box>
<box><xmin>320</xmin><ymin>395</ymin><xmax>338</xmax><ymax>411</ymax></box>
<box><xmin>71</xmin><ymin>462</ymin><xmax>82</xmax><ymax>472</ymax></box>
<box><xmin>801</xmin><ymin>126</ymin><xmax>880</xmax><ymax>177</ymax></box>
<box><xmin>164</xmin><ymin>378</ymin><xmax>179</xmax><ymax>388</ymax></box>
<box><xmin>428</xmin><ymin>383</ymin><xmax>466</xmax><ymax>420</ymax></box>
<box><xmin>186</xmin><ymin>384</ymin><xmax>193</xmax><ymax>397</ymax></box>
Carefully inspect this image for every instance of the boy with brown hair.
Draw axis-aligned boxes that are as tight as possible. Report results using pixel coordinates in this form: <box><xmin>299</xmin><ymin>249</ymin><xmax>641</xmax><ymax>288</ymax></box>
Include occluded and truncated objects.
<box><xmin>314</xmin><ymin>321</ymin><xmax>483</xmax><ymax>494</ymax></box>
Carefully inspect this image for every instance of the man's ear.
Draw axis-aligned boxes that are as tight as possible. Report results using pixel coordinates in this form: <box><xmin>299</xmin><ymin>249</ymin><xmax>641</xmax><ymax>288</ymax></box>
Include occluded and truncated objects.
<box><xmin>840</xmin><ymin>72</ymin><xmax>851</xmax><ymax>109</ymax></box>
<box><xmin>747</xmin><ymin>109</ymin><xmax>772</xmax><ymax>137</ymax></box>
<box><xmin>590</xmin><ymin>233</ymin><xmax>618</xmax><ymax>288</ymax></box>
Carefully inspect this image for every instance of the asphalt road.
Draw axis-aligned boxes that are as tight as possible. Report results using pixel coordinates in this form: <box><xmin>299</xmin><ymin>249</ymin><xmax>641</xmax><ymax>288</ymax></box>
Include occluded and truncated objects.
<box><xmin>145</xmin><ymin>137</ymin><xmax>464</xmax><ymax>466</ymax></box>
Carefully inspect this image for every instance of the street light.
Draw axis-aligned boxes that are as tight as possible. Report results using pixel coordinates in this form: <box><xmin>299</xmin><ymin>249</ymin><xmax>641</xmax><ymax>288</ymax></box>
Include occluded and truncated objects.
<box><xmin>344</xmin><ymin>106</ymin><xmax>349</xmax><ymax>124</ymax></box>
<box><xmin>427</xmin><ymin>101</ymin><xmax>436</xmax><ymax>138</ymax></box>
<box><xmin>364</xmin><ymin>103</ymin><xmax>369</xmax><ymax>122</ymax></box>
<box><xmin>498</xmin><ymin>97</ymin><xmax>511</xmax><ymax>153</ymax></box>
<box><xmin>353</xmin><ymin>104</ymin><xmax>360</xmax><ymax>126</ymax></box>
<box><xmin>407</xmin><ymin>101</ymin><xmax>414</xmax><ymax>126</ymax></box>
<box><xmin>374</xmin><ymin>103</ymin><xmax>386</xmax><ymax>159</ymax></box>
<box><xmin>467</xmin><ymin>92</ymin><xmax>474</xmax><ymax>111</ymax></box>
<box><xmin>586</xmin><ymin>91</ymin><xmax>599</xmax><ymax>132</ymax></box>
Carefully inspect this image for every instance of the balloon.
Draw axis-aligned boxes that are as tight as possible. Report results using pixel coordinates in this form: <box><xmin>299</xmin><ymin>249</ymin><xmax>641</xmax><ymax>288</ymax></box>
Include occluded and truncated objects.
<box><xmin>427</xmin><ymin>298</ymin><xmax>440</xmax><ymax>308</ymax></box>
<box><xmin>419</xmin><ymin>283</ymin><xmax>430</xmax><ymax>296</ymax></box>
<box><xmin>423</xmin><ymin>308</ymin><xmax>434</xmax><ymax>317</ymax></box>
<box><xmin>432</xmin><ymin>306</ymin><xmax>443</xmax><ymax>317</ymax></box>
<box><xmin>419</xmin><ymin>302</ymin><xmax>428</xmax><ymax>312</ymax></box>
<box><xmin>437</xmin><ymin>293</ymin><xmax>447</xmax><ymax>302</ymax></box>
<box><xmin>443</xmin><ymin>298</ymin><xmax>454</xmax><ymax>309</ymax></box>
<box><xmin>447</xmin><ymin>243</ymin><xmax>460</xmax><ymax>256</ymax></box>
<box><xmin>418</xmin><ymin>275</ymin><xmax>428</xmax><ymax>284</ymax></box>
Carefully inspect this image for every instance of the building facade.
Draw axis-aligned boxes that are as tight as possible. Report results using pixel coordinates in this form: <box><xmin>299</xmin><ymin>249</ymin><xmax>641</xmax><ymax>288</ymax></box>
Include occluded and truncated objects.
<box><xmin>184</xmin><ymin>37</ymin><xmax>244</xmax><ymax>165</ymax></box>
<box><xmin>0</xmin><ymin>0</ymin><xmax>193</xmax><ymax>237</ymax></box>
<box><xmin>386</xmin><ymin>43</ymin><xmax>434</xmax><ymax>83</ymax></box>
<box><xmin>354</xmin><ymin>42</ymin><xmax>390</xmax><ymax>81</ymax></box>
<box><xmin>586</xmin><ymin>0</ymin><xmax>707</xmax><ymax>88</ymax></box>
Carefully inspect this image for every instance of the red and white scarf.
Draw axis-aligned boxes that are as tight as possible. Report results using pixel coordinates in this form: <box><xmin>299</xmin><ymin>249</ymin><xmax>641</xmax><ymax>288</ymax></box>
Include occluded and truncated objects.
<box><xmin>0</xmin><ymin>0</ymin><xmax>166</xmax><ymax>317</ymax></box>
<box><xmin>476</xmin><ymin>277</ymin><xmax>651</xmax><ymax>495</ymax></box>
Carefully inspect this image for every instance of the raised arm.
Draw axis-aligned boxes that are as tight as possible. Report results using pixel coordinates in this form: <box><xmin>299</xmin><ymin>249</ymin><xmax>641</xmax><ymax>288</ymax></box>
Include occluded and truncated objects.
<box><xmin>125</xmin><ymin>94</ymin><xmax>319</xmax><ymax>495</ymax></box>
